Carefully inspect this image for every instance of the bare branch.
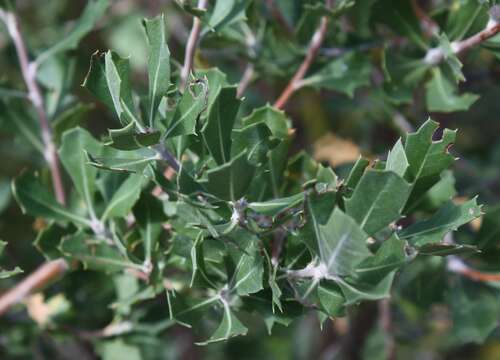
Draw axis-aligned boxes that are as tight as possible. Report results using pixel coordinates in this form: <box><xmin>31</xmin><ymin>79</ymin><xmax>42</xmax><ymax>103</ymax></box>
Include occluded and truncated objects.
<box><xmin>424</xmin><ymin>11</ymin><xmax>500</xmax><ymax>66</ymax></box>
<box><xmin>237</xmin><ymin>25</ymin><xmax>258</xmax><ymax>98</ymax></box>
<box><xmin>0</xmin><ymin>10</ymin><xmax>66</xmax><ymax>204</ymax></box>
<box><xmin>0</xmin><ymin>259</ymin><xmax>69</xmax><ymax>316</ymax></box>
<box><xmin>411</xmin><ymin>0</ymin><xmax>439</xmax><ymax>37</ymax></box>
<box><xmin>179</xmin><ymin>0</ymin><xmax>209</xmax><ymax>92</ymax></box>
<box><xmin>273</xmin><ymin>0</ymin><xmax>333</xmax><ymax>109</ymax></box>
<box><xmin>447</xmin><ymin>256</ymin><xmax>500</xmax><ymax>282</ymax></box>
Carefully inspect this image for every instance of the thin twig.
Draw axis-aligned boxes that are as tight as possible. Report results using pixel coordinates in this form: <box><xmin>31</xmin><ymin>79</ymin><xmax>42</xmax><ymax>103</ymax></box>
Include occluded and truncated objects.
<box><xmin>273</xmin><ymin>0</ymin><xmax>333</xmax><ymax>109</ymax></box>
<box><xmin>0</xmin><ymin>10</ymin><xmax>66</xmax><ymax>204</ymax></box>
<box><xmin>447</xmin><ymin>256</ymin><xmax>500</xmax><ymax>282</ymax></box>
<box><xmin>424</xmin><ymin>11</ymin><xmax>500</xmax><ymax>66</ymax></box>
<box><xmin>0</xmin><ymin>259</ymin><xmax>69</xmax><ymax>316</ymax></box>
<box><xmin>378</xmin><ymin>299</ymin><xmax>396</xmax><ymax>360</ymax></box>
<box><xmin>179</xmin><ymin>0</ymin><xmax>208</xmax><ymax>92</ymax></box>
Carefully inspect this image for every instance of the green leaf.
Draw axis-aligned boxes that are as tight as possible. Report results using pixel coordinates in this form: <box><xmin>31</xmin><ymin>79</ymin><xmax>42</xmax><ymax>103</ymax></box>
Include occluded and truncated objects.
<box><xmin>165</xmin><ymin>78</ymin><xmax>208</xmax><ymax>138</ymax></box>
<box><xmin>417</xmin><ymin>243</ymin><xmax>479</xmax><ymax>256</ymax></box>
<box><xmin>248</xmin><ymin>192</ymin><xmax>304</xmax><ymax>217</ymax></box>
<box><xmin>0</xmin><ymin>240</ymin><xmax>23</xmax><ymax>279</ymax></box>
<box><xmin>207</xmin><ymin>0</ymin><xmax>250</xmax><ymax>32</ymax></box>
<box><xmin>345</xmin><ymin>157</ymin><xmax>370</xmax><ymax>190</ymax></box>
<box><xmin>107</xmin><ymin>122</ymin><xmax>161</xmax><ymax>150</ymax></box>
<box><xmin>425</xmin><ymin>68</ymin><xmax>479</xmax><ymax>113</ymax></box>
<box><xmin>82</xmin><ymin>51</ymin><xmax>136</xmax><ymax>126</ymax></box>
<box><xmin>202</xmin><ymin>86</ymin><xmax>241</xmax><ymax>165</ymax></box>
<box><xmin>133</xmin><ymin>193</ymin><xmax>164</xmax><ymax>265</ymax></box>
<box><xmin>242</xmin><ymin>105</ymin><xmax>290</xmax><ymax>140</ymax></box>
<box><xmin>60</xmin><ymin>231</ymin><xmax>140</xmax><ymax>272</ymax></box>
<box><xmin>317</xmin><ymin>208</ymin><xmax>371</xmax><ymax>277</ymax></box>
<box><xmin>197</xmin><ymin>301</ymin><xmax>248</xmax><ymax>345</ymax></box>
<box><xmin>399</xmin><ymin>198</ymin><xmax>482</xmax><ymax>246</ymax></box>
<box><xmin>101</xmin><ymin>174</ymin><xmax>143</xmax><ymax>220</ymax></box>
<box><xmin>346</xmin><ymin>170</ymin><xmax>411</xmax><ymax>235</ymax></box>
<box><xmin>385</xmin><ymin>139</ymin><xmax>409</xmax><ymax>177</ymax></box>
<box><xmin>142</xmin><ymin>15</ymin><xmax>171</xmax><ymax>127</ymax></box>
<box><xmin>35</xmin><ymin>223</ymin><xmax>69</xmax><ymax>260</ymax></box>
<box><xmin>203</xmin><ymin>151</ymin><xmax>255</xmax><ymax>201</ymax></box>
<box><xmin>12</xmin><ymin>172</ymin><xmax>91</xmax><ymax>227</ymax></box>
<box><xmin>231</xmin><ymin>121</ymin><xmax>276</xmax><ymax>165</ymax></box>
<box><xmin>86</xmin><ymin>150</ymin><xmax>157</xmax><ymax>174</ymax></box>
<box><xmin>60</xmin><ymin>128</ymin><xmax>104</xmax><ymax>218</ymax></box>
<box><xmin>301</xmin><ymin>53</ymin><xmax>371</xmax><ymax>97</ymax></box>
<box><xmin>36</xmin><ymin>0</ymin><xmax>109</xmax><ymax>65</ymax></box>
<box><xmin>301</xmin><ymin>191</ymin><xmax>335</xmax><ymax>255</ymax></box>
<box><xmin>317</xmin><ymin>282</ymin><xmax>345</xmax><ymax>317</ymax></box>
<box><xmin>354</xmin><ymin>234</ymin><xmax>408</xmax><ymax>283</ymax></box>
<box><xmin>403</xmin><ymin>119</ymin><xmax>457</xmax><ymax>210</ymax></box>
<box><xmin>228</xmin><ymin>230</ymin><xmax>263</xmax><ymax>296</ymax></box>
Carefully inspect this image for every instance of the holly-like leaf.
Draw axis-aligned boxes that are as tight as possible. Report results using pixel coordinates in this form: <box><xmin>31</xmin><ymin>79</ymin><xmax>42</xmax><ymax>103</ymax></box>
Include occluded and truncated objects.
<box><xmin>12</xmin><ymin>172</ymin><xmax>91</xmax><ymax>227</ymax></box>
<box><xmin>165</xmin><ymin>78</ymin><xmax>208</xmax><ymax>138</ymax></box>
<box><xmin>133</xmin><ymin>192</ymin><xmax>165</xmax><ymax>265</ymax></box>
<box><xmin>60</xmin><ymin>128</ymin><xmax>104</xmax><ymax>218</ymax></box>
<box><xmin>197</xmin><ymin>301</ymin><xmax>248</xmax><ymax>345</ymax></box>
<box><xmin>385</xmin><ymin>139</ymin><xmax>409</xmax><ymax>177</ymax></box>
<box><xmin>399</xmin><ymin>198</ymin><xmax>482</xmax><ymax>246</ymax></box>
<box><xmin>60</xmin><ymin>231</ymin><xmax>139</xmax><ymax>272</ymax></box>
<box><xmin>425</xmin><ymin>68</ymin><xmax>479</xmax><ymax>113</ymax></box>
<box><xmin>202</xmin><ymin>151</ymin><xmax>255</xmax><ymax>201</ymax></box>
<box><xmin>142</xmin><ymin>15</ymin><xmax>171</xmax><ymax>127</ymax></box>
<box><xmin>0</xmin><ymin>240</ymin><xmax>23</xmax><ymax>279</ymax></box>
<box><xmin>301</xmin><ymin>53</ymin><xmax>372</xmax><ymax>97</ymax></box>
<box><xmin>101</xmin><ymin>174</ymin><xmax>143</xmax><ymax>220</ymax></box>
<box><xmin>107</xmin><ymin>122</ymin><xmax>161</xmax><ymax>150</ymax></box>
<box><xmin>317</xmin><ymin>208</ymin><xmax>371</xmax><ymax>277</ymax></box>
<box><xmin>346</xmin><ymin>170</ymin><xmax>411</xmax><ymax>235</ymax></box>
<box><xmin>248</xmin><ymin>192</ymin><xmax>304</xmax><ymax>217</ymax></box>
<box><xmin>82</xmin><ymin>51</ymin><xmax>136</xmax><ymax>126</ymax></box>
<box><xmin>403</xmin><ymin>119</ymin><xmax>457</xmax><ymax>210</ymax></box>
<box><xmin>202</xmin><ymin>86</ymin><xmax>240</xmax><ymax>165</ymax></box>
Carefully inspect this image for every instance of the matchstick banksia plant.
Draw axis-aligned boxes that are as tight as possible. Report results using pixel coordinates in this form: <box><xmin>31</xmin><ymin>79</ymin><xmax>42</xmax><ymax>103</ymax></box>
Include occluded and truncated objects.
<box><xmin>2</xmin><ymin>0</ymin><xmax>500</xmax><ymax>358</ymax></box>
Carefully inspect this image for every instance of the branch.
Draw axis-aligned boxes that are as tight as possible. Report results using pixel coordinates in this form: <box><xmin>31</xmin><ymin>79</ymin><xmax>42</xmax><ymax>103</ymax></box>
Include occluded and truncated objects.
<box><xmin>0</xmin><ymin>10</ymin><xmax>66</xmax><ymax>204</ymax></box>
<box><xmin>0</xmin><ymin>259</ymin><xmax>69</xmax><ymax>316</ymax></box>
<box><xmin>424</xmin><ymin>10</ymin><xmax>500</xmax><ymax>66</ymax></box>
<box><xmin>411</xmin><ymin>0</ymin><xmax>439</xmax><ymax>37</ymax></box>
<box><xmin>447</xmin><ymin>256</ymin><xmax>500</xmax><ymax>282</ymax></box>
<box><xmin>179</xmin><ymin>0</ymin><xmax>209</xmax><ymax>92</ymax></box>
<box><xmin>273</xmin><ymin>0</ymin><xmax>333</xmax><ymax>109</ymax></box>
<box><xmin>378</xmin><ymin>299</ymin><xmax>396</xmax><ymax>360</ymax></box>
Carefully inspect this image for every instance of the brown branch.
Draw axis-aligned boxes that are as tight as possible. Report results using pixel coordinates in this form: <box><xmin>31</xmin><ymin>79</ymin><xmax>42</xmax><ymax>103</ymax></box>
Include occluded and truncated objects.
<box><xmin>424</xmin><ymin>13</ymin><xmax>500</xmax><ymax>65</ymax></box>
<box><xmin>378</xmin><ymin>299</ymin><xmax>396</xmax><ymax>360</ymax></box>
<box><xmin>273</xmin><ymin>0</ymin><xmax>333</xmax><ymax>110</ymax></box>
<box><xmin>0</xmin><ymin>10</ymin><xmax>66</xmax><ymax>205</ymax></box>
<box><xmin>448</xmin><ymin>256</ymin><xmax>500</xmax><ymax>282</ymax></box>
<box><xmin>0</xmin><ymin>259</ymin><xmax>69</xmax><ymax>316</ymax></box>
<box><xmin>179</xmin><ymin>0</ymin><xmax>209</xmax><ymax>92</ymax></box>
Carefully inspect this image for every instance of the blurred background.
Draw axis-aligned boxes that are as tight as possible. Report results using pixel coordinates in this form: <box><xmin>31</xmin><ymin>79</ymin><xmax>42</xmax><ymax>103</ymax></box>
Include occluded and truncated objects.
<box><xmin>1</xmin><ymin>0</ymin><xmax>500</xmax><ymax>359</ymax></box>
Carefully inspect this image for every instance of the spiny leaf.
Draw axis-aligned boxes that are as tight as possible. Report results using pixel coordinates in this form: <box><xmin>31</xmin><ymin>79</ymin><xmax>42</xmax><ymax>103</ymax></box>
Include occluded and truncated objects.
<box><xmin>202</xmin><ymin>86</ymin><xmax>240</xmax><ymax>165</ymax></box>
<box><xmin>399</xmin><ymin>198</ymin><xmax>482</xmax><ymax>246</ymax></box>
<box><xmin>142</xmin><ymin>14</ymin><xmax>171</xmax><ymax>127</ymax></box>
<box><xmin>346</xmin><ymin>170</ymin><xmax>411</xmax><ymax>235</ymax></box>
